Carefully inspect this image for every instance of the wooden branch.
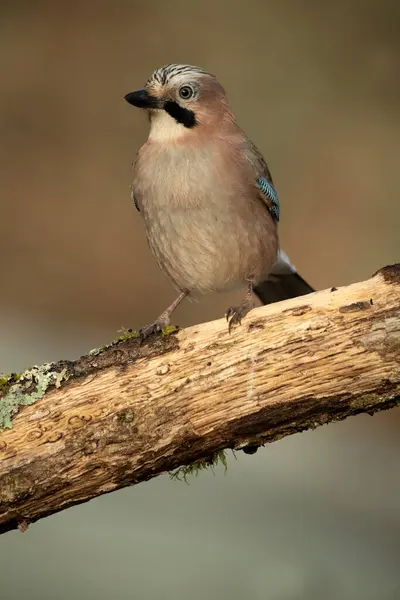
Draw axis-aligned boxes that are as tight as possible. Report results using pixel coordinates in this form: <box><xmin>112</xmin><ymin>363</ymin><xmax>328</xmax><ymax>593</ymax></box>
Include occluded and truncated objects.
<box><xmin>0</xmin><ymin>265</ymin><xmax>399</xmax><ymax>534</ymax></box>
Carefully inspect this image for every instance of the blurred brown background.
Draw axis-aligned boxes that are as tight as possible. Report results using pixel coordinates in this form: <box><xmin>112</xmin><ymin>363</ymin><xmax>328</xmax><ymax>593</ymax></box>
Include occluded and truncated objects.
<box><xmin>0</xmin><ymin>1</ymin><xmax>399</xmax><ymax>599</ymax></box>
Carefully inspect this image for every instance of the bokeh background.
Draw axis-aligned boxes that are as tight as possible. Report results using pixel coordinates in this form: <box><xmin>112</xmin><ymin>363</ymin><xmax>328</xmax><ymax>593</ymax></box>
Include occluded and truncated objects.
<box><xmin>0</xmin><ymin>1</ymin><xmax>399</xmax><ymax>599</ymax></box>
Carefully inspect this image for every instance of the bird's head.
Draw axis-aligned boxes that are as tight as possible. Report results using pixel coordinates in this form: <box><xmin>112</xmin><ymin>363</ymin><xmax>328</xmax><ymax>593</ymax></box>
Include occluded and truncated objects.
<box><xmin>124</xmin><ymin>64</ymin><xmax>234</xmax><ymax>141</ymax></box>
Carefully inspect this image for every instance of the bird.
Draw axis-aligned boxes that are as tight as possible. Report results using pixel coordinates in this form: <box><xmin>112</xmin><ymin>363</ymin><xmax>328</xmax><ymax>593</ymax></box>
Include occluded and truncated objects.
<box><xmin>125</xmin><ymin>64</ymin><xmax>314</xmax><ymax>341</ymax></box>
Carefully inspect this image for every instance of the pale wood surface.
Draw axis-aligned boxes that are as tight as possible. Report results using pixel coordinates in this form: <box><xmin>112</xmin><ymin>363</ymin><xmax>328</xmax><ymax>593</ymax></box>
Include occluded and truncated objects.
<box><xmin>0</xmin><ymin>265</ymin><xmax>399</xmax><ymax>534</ymax></box>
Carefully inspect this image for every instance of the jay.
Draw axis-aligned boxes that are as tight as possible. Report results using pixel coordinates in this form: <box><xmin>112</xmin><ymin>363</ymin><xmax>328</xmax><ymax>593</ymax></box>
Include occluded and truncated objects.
<box><xmin>125</xmin><ymin>64</ymin><xmax>313</xmax><ymax>339</ymax></box>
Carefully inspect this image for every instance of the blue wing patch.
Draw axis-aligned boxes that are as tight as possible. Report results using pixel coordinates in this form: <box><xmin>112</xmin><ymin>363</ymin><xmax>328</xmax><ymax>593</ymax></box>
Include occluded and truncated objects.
<box><xmin>131</xmin><ymin>185</ymin><xmax>140</xmax><ymax>212</ymax></box>
<box><xmin>256</xmin><ymin>177</ymin><xmax>280</xmax><ymax>222</ymax></box>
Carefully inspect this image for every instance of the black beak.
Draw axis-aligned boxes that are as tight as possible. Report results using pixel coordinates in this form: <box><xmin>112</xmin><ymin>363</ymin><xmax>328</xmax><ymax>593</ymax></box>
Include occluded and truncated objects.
<box><xmin>124</xmin><ymin>89</ymin><xmax>162</xmax><ymax>109</ymax></box>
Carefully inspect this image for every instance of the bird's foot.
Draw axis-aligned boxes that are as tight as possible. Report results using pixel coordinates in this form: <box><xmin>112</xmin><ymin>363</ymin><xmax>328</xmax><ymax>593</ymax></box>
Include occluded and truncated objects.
<box><xmin>225</xmin><ymin>303</ymin><xmax>252</xmax><ymax>334</ymax></box>
<box><xmin>139</xmin><ymin>315</ymin><xmax>172</xmax><ymax>343</ymax></box>
<box><xmin>139</xmin><ymin>291</ymin><xmax>188</xmax><ymax>344</ymax></box>
<box><xmin>225</xmin><ymin>281</ymin><xmax>255</xmax><ymax>333</ymax></box>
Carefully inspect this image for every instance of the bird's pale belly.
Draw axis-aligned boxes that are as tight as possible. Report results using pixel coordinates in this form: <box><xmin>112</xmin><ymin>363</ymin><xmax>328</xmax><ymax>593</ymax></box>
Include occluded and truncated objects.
<box><xmin>144</xmin><ymin>203</ymin><xmax>278</xmax><ymax>294</ymax></box>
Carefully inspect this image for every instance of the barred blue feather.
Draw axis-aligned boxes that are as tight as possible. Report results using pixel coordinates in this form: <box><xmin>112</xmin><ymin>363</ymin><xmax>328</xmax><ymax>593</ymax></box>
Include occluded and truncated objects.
<box><xmin>256</xmin><ymin>177</ymin><xmax>280</xmax><ymax>222</ymax></box>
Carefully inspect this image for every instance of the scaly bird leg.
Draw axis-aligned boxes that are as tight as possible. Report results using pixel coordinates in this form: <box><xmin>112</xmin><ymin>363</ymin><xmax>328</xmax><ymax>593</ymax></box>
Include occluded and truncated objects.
<box><xmin>139</xmin><ymin>290</ymin><xmax>188</xmax><ymax>342</ymax></box>
<box><xmin>225</xmin><ymin>280</ymin><xmax>255</xmax><ymax>333</ymax></box>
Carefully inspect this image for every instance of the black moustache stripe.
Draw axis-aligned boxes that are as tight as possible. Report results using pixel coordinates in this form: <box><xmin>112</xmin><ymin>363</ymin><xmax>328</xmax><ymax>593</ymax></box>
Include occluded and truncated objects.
<box><xmin>163</xmin><ymin>101</ymin><xmax>197</xmax><ymax>128</ymax></box>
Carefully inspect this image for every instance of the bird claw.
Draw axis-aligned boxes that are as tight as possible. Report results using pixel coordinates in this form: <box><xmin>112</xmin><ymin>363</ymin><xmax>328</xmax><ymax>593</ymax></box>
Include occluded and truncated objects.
<box><xmin>139</xmin><ymin>323</ymin><xmax>162</xmax><ymax>343</ymax></box>
<box><xmin>139</xmin><ymin>318</ymin><xmax>171</xmax><ymax>343</ymax></box>
<box><xmin>225</xmin><ymin>306</ymin><xmax>245</xmax><ymax>333</ymax></box>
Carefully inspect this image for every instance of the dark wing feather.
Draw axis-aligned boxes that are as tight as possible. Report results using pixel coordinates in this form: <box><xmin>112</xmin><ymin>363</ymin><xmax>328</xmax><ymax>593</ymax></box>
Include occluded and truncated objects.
<box><xmin>131</xmin><ymin>153</ymin><xmax>140</xmax><ymax>212</ymax></box>
<box><xmin>131</xmin><ymin>184</ymin><xmax>140</xmax><ymax>212</ymax></box>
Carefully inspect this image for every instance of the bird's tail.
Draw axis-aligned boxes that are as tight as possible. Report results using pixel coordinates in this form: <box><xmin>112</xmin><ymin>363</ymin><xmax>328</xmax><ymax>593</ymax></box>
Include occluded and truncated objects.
<box><xmin>254</xmin><ymin>249</ymin><xmax>314</xmax><ymax>305</ymax></box>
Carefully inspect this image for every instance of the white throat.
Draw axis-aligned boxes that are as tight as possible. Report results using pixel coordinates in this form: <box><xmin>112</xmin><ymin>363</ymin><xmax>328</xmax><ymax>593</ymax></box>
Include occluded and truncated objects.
<box><xmin>148</xmin><ymin>110</ymin><xmax>189</xmax><ymax>142</ymax></box>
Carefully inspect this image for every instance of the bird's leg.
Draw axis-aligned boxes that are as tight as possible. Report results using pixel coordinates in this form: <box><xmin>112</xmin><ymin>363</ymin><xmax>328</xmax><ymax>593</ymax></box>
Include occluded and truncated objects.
<box><xmin>225</xmin><ymin>280</ymin><xmax>255</xmax><ymax>333</ymax></box>
<box><xmin>139</xmin><ymin>290</ymin><xmax>188</xmax><ymax>342</ymax></box>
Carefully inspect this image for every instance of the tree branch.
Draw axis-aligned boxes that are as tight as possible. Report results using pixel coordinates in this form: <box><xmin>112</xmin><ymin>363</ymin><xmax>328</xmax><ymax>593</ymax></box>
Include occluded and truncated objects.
<box><xmin>0</xmin><ymin>265</ymin><xmax>399</xmax><ymax>534</ymax></box>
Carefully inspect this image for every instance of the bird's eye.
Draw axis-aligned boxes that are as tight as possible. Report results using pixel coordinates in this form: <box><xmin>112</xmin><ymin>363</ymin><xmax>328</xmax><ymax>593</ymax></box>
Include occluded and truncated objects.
<box><xmin>179</xmin><ymin>85</ymin><xmax>194</xmax><ymax>100</ymax></box>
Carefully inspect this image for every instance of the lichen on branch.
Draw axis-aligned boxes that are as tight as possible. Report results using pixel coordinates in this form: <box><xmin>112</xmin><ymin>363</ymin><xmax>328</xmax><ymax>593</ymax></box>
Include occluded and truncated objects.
<box><xmin>0</xmin><ymin>364</ymin><xmax>68</xmax><ymax>429</ymax></box>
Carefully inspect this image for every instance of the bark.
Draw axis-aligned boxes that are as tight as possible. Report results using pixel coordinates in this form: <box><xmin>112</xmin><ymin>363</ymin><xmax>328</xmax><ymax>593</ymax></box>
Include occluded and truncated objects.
<box><xmin>0</xmin><ymin>264</ymin><xmax>399</xmax><ymax>534</ymax></box>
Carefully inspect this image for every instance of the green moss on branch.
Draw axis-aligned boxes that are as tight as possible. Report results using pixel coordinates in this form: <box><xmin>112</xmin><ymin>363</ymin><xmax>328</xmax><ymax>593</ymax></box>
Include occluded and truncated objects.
<box><xmin>169</xmin><ymin>450</ymin><xmax>230</xmax><ymax>483</ymax></box>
